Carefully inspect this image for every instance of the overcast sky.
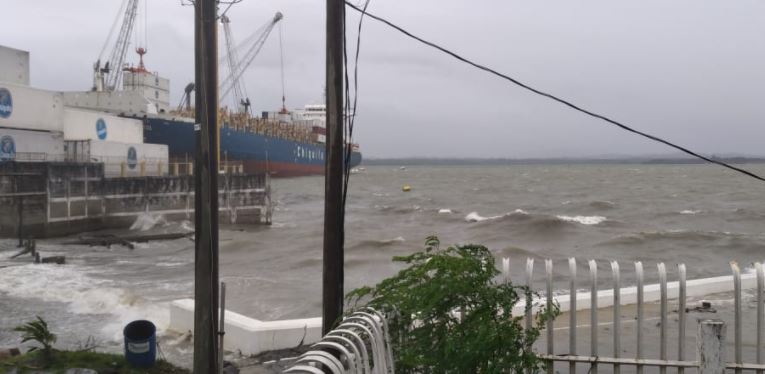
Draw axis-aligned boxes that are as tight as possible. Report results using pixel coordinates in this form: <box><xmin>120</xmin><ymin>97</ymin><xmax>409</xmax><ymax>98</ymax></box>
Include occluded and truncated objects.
<box><xmin>3</xmin><ymin>0</ymin><xmax>764</xmax><ymax>158</ymax></box>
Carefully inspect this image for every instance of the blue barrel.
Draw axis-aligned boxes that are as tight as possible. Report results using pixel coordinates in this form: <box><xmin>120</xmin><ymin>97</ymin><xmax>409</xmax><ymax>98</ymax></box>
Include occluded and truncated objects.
<box><xmin>123</xmin><ymin>320</ymin><xmax>156</xmax><ymax>368</ymax></box>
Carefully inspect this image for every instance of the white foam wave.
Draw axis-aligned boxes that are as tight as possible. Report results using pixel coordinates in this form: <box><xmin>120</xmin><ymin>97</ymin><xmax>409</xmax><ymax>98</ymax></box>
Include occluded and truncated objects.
<box><xmin>0</xmin><ymin>264</ymin><xmax>169</xmax><ymax>341</ymax></box>
<box><xmin>130</xmin><ymin>212</ymin><xmax>168</xmax><ymax>231</ymax></box>
<box><xmin>438</xmin><ymin>209</ymin><xmax>452</xmax><ymax>214</ymax></box>
<box><xmin>384</xmin><ymin>236</ymin><xmax>406</xmax><ymax>243</ymax></box>
<box><xmin>465</xmin><ymin>212</ymin><xmax>501</xmax><ymax>222</ymax></box>
<box><xmin>465</xmin><ymin>209</ymin><xmax>528</xmax><ymax>222</ymax></box>
<box><xmin>557</xmin><ymin>215</ymin><xmax>606</xmax><ymax>225</ymax></box>
<box><xmin>680</xmin><ymin>210</ymin><xmax>701</xmax><ymax>215</ymax></box>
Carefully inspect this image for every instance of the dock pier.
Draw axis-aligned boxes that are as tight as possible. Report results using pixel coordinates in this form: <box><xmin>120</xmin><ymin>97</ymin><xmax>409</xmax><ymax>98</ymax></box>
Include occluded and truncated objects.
<box><xmin>0</xmin><ymin>161</ymin><xmax>272</xmax><ymax>238</ymax></box>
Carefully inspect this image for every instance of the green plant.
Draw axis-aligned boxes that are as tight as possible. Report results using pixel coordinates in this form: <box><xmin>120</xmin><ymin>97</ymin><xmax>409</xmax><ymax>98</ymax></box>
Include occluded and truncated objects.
<box><xmin>14</xmin><ymin>316</ymin><xmax>57</xmax><ymax>362</ymax></box>
<box><xmin>346</xmin><ymin>236</ymin><xmax>559</xmax><ymax>373</ymax></box>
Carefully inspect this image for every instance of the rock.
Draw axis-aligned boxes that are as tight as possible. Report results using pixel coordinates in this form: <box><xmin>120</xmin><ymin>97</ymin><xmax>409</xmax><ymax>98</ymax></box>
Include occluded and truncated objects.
<box><xmin>40</xmin><ymin>256</ymin><xmax>66</xmax><ymax>265</ymax></box>
<box><xmin>0</xmin><ymin>347</ymin><xmax>21</xmax><ymax>360</ymax></box>
<box><xmin>223</xmin><ymin>361</ymin><xmax>240</xmax><ymax>374</ymax></box>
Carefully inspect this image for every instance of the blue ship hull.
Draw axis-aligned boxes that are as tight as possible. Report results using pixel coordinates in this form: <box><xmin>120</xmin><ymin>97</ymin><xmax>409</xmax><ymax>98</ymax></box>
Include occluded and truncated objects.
<box><xmin>142</xmin><ymin>117</ymin><xmax>361</xmax><ymax>177</ymax></box>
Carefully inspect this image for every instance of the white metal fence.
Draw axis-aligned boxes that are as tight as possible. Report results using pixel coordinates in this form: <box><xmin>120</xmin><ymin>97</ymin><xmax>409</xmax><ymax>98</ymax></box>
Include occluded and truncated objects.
<box><xmin>520</xmin><ymin>258</ymin><xmax>765</xmax><ymax>374</ymax></box>
<box><xmin>284</xmin><ymin>260</ymin><xmax>764</xmax><ymax>374</ymax></box>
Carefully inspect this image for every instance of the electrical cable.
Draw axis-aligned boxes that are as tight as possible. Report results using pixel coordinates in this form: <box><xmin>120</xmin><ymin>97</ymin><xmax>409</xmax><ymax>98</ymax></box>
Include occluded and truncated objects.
<box><xmin>342</xmin><ymin>0</ymin><xmax>371</xmax><ymax>213</ymax></box>
<box><xmin>344</xmin><ymin>1</ymin><xmax>765</xmax><ymax>184</ymax></box>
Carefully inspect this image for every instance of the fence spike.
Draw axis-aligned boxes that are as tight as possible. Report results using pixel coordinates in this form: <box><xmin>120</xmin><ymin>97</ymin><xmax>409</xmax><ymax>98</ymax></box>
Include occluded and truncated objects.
<box><xmin>658</xmin><ymin>262</ymin><xmax>667</xmax><ymax>374</ymax></box>
<box><xmin>635</xmin><ymin>261</ymin><xmax>644</xmax><ymax>374</ymax></box>
<box><xmin>678</xmin><ymin>263</ymin><xmax>687</xmax><ymax>374</ymax></box>
<box><xmin>611</xmin><ymin>260</ymin><xmax>621</xmax><ymax>374</ymax></box>
<box><xmin>569</xmin><ymin>257</ymin><xmax>577</xmax><ymax>374</ymax></box>
<box><xmin>526</xmin><ymin>258</ymin><xmax>535</xmax><ymax>332</ymax></box>
<box><xmin>546</xmin><ymin>259</ymin><xmax>554</xmax><ymax>374</ymax></box>
<box><xmin>732</xmin><ymin>261</ymin><xmax>743</xmax><ymax>374</ymax></box>
<box><xmin>502</xmin><ymin>257</ymin><xmax>510</xmax><ymax>285</ymax></box>
<box><xmin>589</xmin><ymin>259</ymin><xmax>599</xmax><ymax>374</ymax></box>
<box><xmin>757</xmin><ymin>262</ymin><xmax>764</xmax><ymax>374</ymax></box>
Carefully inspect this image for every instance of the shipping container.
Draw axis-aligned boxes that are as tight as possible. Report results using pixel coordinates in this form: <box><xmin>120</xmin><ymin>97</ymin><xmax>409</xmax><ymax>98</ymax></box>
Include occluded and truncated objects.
<box><xmin>0</xmin><ymin>45</ymin><xmax>30</xmax><ymax>86</ymax></box>
<box><xmin>65</xmin><ymin>140</ymin><xmax>168</xmax><ymax>177</ymax></box>
<box><xmin>0</xmin><ymin>82</ymin><xmax>64</xmax><ymax>132</ymax></box>
<box><xmin>63</xmin><ymin>108</ymin><xmax>143</xmax><ymax>143</ymax></box>
<box><xmin>0</xmin><ymin>128</ymin><xmax>64</xmax><ymax>162</ymax></box>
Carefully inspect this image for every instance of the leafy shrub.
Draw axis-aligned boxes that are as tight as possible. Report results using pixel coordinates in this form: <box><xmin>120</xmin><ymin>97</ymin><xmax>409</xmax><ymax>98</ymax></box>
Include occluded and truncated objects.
<box><xmin>347</xmin><ymin>236</ymin><xmax>558</xmax><ymax>373</ymax></box>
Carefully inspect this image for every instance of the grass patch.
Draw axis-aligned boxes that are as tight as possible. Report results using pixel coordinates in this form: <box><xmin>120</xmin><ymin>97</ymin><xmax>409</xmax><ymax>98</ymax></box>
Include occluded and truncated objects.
<box><xmin>0</xmin><ymin>349</ymin><xmax>189</xmax><ymax>374</ymax></box>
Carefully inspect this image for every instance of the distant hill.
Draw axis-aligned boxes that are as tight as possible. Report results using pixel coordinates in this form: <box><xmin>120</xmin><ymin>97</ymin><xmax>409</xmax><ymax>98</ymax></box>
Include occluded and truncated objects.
<box><xmin>362</xmin><ymin>157</ymin><xmax>765</xmax><ymax>166</ymax></box>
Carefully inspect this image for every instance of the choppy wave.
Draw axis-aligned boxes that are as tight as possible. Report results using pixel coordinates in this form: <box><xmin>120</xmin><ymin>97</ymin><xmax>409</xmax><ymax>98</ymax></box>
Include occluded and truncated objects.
<box><xmin>351</xmin><ymin>236</ymin><xmax>406</xmax><ymax>249</ymax></box>
<box><xmin>557</xmin><ymin>215</ymin><xmax>606</xmax><ymax>225</ymax></box>
<box><xmin>465</xmin><ymin>209</ymin><xmax>528</xmax><ymax>223</ymax></box>
<box><xmin>679</xmin><ymin>210</ymin><xmax>702</xmax><ymax>215</ymax></box>
<box><xmin>589</xmin><ymin>201</ymin><xmax>616</xmax><ymax>209</ymax></box>
<box><xmin>0</xmin><ymin>264</ymin><xmax>168</xmax><ymax>341</ymax></box>
<box><xmin>601</xmin><ymin>230</ymin><xmax>742</xmax><ymax>246</ymax></box>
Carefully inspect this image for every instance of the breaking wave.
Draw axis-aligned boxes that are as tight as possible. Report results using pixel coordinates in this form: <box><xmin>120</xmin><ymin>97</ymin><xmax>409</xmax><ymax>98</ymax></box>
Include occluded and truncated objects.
<box><xmin>465</xmin><ymin>209</ymin><xmax>528</xmax><ymax>222</ymax></box>
<box><xmin>0</xmin><ymin>264</ymin><xmax>168</xmax><ymax>341</ymax></box>
<box><xmin>679</xmin><ymin>210</ymin><xmax>702</xmax><ymax>215</ymax></box>
<box><xmin>556</xmin><ymin>215</ymin><xmax>607</xmax><ymax>225</ymax></box>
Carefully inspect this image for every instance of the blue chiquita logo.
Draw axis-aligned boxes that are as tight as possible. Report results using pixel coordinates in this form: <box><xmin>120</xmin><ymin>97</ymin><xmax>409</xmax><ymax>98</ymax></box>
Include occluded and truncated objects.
<box><xmin>96</xmin><ymin>118</ymin><xmax>107</xmax><ymax>140</ymax></box>
<box><xmin>0</xmin><ymin>135</ymin><xmax>16</xmax><ymax>161</ymax></box>
<box><xmin>0</xmin><ymin>88</ymin><xmax>12</xmax><ymax>119</ymax></box>
<box><xmin>127</xmin><ymin>146</ymin><xmax>137</xmax><ymax>169</ymax></box>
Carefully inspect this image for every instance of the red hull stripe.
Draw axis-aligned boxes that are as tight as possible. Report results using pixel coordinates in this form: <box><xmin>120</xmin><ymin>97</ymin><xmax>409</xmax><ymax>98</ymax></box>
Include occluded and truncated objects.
<box><xmin>243</xmin><ymin>160</ymin><xmax>324</xmax><ymax>177</ymax></box>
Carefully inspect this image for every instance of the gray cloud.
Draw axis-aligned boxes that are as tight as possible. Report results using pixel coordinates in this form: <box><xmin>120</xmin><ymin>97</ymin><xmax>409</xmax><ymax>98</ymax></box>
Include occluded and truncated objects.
<box><xmin>3</xmin><ymin>0</ymin><xmax>764</xmax><ymax>158</ymax></box>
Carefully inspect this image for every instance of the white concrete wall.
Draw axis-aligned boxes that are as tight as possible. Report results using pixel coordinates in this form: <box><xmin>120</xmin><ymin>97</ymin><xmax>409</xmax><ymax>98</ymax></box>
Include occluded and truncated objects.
<box><xmin>168</xmin><ymin>272</ymin><xmax>757</xmax><ymax>355</ymax></box>
<box><xmin>168</xmin><ymin>299</ymin><xmax>322</xmax><ymax>355</ymax></box>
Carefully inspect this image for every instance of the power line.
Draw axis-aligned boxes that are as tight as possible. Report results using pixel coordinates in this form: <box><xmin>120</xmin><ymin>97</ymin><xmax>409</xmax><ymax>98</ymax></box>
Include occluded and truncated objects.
<box><xmin>344</xmin><ymin>1</ymin><xmax>765</xmax><ymax>184</ymax></box>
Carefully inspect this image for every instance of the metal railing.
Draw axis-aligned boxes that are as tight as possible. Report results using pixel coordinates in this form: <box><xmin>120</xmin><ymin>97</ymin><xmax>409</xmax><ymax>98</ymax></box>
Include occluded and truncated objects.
<box><xmin>284</xmin><ymin>308</ymin><xmax>395</xmax><ymax>374</ymax></box>
<box><xmin>283</xmin><ymin>259</ymin><xmax>764</xmax><ymax>373</ymax></box>
<box><xmin>515</xmin><ymin>257</ymin><xmax>765</xmax><ymax>373</ymax></box>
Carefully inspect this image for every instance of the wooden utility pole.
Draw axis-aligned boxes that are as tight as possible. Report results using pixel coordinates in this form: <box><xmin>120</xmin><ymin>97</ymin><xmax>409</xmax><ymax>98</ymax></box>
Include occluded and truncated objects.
<box><xmin>193</xmin><ymin>0</ymin><xmax>220</xmax><ymax>372</ymax></box>
<box><xmin>322</xmin><ymin>0</ymin><xmax>345</xmax><ymax>335</ymax></box>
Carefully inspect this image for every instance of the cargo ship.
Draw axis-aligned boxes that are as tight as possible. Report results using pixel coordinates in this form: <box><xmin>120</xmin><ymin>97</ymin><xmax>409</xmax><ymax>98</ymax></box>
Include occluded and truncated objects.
<box><xmin>62</xmin><ymin>46</ymin><xmax>362</xmax><ymax>177</ymax></box>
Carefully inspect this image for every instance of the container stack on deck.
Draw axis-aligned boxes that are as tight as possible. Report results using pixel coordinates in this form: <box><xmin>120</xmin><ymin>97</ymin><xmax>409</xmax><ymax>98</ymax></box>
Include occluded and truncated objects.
<box><xmin>0</xmin><ymin>44</ymin><xmax>168</xmax><ymax>177</ymax></box>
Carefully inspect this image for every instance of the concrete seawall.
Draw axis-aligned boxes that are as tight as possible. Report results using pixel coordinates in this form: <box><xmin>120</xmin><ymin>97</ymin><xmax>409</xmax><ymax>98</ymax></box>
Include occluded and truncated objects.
<box><xmin>0</xmin><ymin>161</ymin><xmax>272</xmax><ymax>237</ymax></box>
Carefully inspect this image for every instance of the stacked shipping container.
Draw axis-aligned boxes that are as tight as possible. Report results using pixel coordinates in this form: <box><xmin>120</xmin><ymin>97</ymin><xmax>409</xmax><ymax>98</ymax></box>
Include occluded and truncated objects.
<box><xmin>63</xmin><ymin>108</ymin><xmax>143</xmax><ymax>143</ymax></box>
<box><xmin>0</xmin><ymin>45</ymin><xmax>168</xmax><ymax>176</ymax></box>
<box><xmin>65</xmin><ymin>140</ymin><xmax>168</xmax><ymax>177</ymax></box>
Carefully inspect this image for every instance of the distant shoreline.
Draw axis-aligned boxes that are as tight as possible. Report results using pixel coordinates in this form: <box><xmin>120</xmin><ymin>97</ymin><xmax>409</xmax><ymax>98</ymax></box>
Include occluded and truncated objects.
<box><xmin>362</xmin><ymin>157</ymin><xmax>765</xmax><ymax>166</ymax></box>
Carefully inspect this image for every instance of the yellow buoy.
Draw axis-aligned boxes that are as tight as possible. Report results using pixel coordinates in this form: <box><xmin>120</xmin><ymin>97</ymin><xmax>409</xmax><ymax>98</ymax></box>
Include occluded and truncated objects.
<box><xmin>402</xmin><ymin>185</ymin><xmax>411</xmax><ymax>192</ymax></box>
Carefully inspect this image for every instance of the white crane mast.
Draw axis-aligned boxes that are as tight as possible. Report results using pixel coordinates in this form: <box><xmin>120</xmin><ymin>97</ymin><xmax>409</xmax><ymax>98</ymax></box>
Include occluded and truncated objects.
<box><xmin>93</xmin><ymin>0</ymin><xmax>140</xmax><ymax>92</ymax></box>
<box><xmin>219</xmin><ymin>12</ymin><xmax>283</xmax><ymax>105</ymax></box>
<box><xmin>221</xmin><ymin>14</ymin><xmax>249</xmax><ymax>114</ymax></box>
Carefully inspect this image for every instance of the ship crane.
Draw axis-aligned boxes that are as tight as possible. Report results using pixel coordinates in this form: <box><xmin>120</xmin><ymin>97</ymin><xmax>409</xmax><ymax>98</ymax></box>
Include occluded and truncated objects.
<box><xmin>220</xmin><ymin>14</ymin><xmax>250</xmax><ymax>115</ymax></box>
<box><xmin>218</xmin><ymin>12</ymin><xmax>283</xmax><ymax>111</ymax></box>
<box><xmin>93</xmin><ymin>0</ymin><xmax>141</xmax><ymax>92</ymax></box>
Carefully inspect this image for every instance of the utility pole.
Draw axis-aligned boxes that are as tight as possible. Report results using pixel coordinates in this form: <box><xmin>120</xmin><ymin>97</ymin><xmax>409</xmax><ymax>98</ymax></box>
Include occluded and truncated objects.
<box><xmin>322</xmin><ymin>0</ymin><xmax>345</xmax><ymax>335</ymax></box>
<box><xmin>193</xmin><ymin>0</ymin><xmax>220</xmax><ymax>372</ymax></box>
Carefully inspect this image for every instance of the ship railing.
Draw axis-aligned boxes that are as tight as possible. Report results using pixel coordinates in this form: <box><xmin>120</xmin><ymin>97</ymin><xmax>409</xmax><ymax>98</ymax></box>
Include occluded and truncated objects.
<box><xmin>167</xmin><ymin>158</ymin><xmax>245</xmax><ymax>176</ymax></box>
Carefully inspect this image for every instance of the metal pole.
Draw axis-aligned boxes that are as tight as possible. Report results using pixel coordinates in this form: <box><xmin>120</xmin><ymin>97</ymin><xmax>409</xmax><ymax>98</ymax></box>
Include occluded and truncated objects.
<box><xmin>322</xmin><ymin>0</ymin><xmax>345</xmax><ymax>335</ymax></box>
<box><xmin>193</xmin><ymin>0</ymin><xmax>220</xmax><ymax>371</ymax></box>
<box><xmin>219</xmin><ymin>282</ymin><xmax>226</xmax><ymax>374</ymax></box>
